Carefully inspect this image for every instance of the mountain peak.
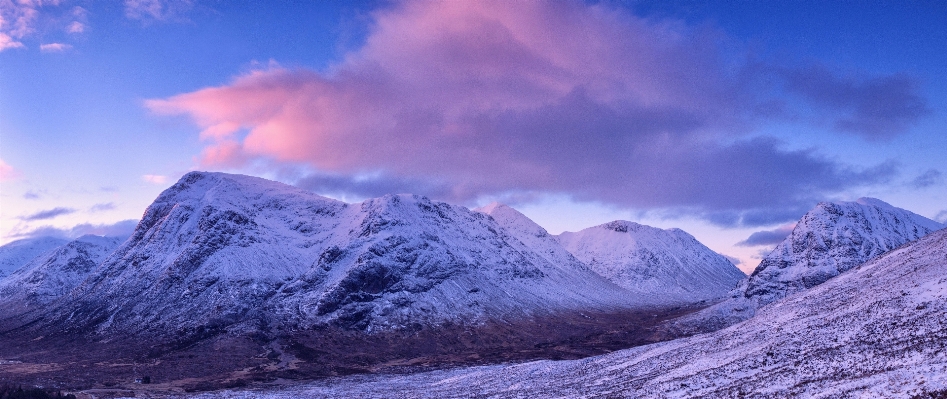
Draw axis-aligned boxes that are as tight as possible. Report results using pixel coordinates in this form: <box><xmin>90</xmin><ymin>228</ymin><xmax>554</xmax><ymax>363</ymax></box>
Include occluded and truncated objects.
<box><xmin>853</xmin><ymin>197</ymin><xmax>893</xmax><ymax>208</ymax></box>
<box><xmin>599</xmin><ymin>220</ymin><xmax>644</xmax><ymax>233</ymax></box>
<box><xmin>558</xmin><ymin>220</ymin><xmax>745</xmax><ymax>302</ymax></box>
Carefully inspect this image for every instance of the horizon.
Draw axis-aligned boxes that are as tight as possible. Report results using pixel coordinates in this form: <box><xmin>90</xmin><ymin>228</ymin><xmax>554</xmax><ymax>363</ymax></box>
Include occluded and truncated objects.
<box><xmin>2</xmin><ymin>0</ymin><xmax>946</xmax><ymax>273</ymax></box>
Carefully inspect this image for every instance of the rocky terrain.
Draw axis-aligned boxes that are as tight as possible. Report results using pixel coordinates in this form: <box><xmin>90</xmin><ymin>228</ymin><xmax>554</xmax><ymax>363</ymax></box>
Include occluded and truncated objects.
<box><xmin>668</xmin><ymin>198</ymin><xmax>944</xmax><ymax>334</ymax></box>
<box><xmin>0</xmin><ymin>172</ymin><xmax>717</xmax><ymax>392</ymax></box>
<box><xmin>3</xmin><ymin>173</ymin><xmax>939</xmax><ymax>397</ymax></box>
<box><xmin>174</xmin><ymin>226</ymin><xmax>947</xmax><ymax>398</ymax></box>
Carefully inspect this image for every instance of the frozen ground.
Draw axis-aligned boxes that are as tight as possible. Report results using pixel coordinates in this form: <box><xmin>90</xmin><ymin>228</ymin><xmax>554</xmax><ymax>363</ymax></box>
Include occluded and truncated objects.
<box><xmin>168</xmin><ymin>227</ymin><xmax>947</xmax><ymax>398</ymax></box>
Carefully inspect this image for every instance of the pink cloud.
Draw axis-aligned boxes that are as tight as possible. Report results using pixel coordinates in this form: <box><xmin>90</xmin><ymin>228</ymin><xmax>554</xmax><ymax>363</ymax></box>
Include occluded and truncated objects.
<box><xmin>0</xmin><ymin>158</ymin><xmax>17</xmax><ymax>181</ymax></box>
<box><xmin>148</xmin><ymin>2</ymin><xmax>742</xmax><ymax>174</ymax></box>
<box><xmin>0</xmin><ymin>1</ymin><xmax>86</xmax><ymax>51</ymax></box>
<box><xmin>142</xmin><ymin>174</ymin><xmax>168</xmax><ymax>184</ymax></box>
<box><xmin>66</xmin><ymin>21</ymin><xmax>85</xmax><ymax>34</ymax></box>
<box><xmin>39</xmin><ymin>42</ymin><xmax>71</xmax><ymax>52</ymax></box>
<box><xmin>146</xmin><ymin>1</ymin><xmax>911</xmax><ymax>226</ymax></box>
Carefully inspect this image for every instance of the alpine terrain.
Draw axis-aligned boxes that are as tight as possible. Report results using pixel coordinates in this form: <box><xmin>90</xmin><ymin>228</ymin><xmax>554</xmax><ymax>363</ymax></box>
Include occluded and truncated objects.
<box><xmin>557</xmin><ymin>220</ymin><xmax>746</xmax><ymax>303</ymax></box>
<box><xmin>0</xmin><ymin>234</ymin><xmax>125</xmax><ymax>317</ymax></box>
<box><xmin>0</xmin><ymin>172</ymin><xmax>709</xmax><ymax>390</ymax></box>
<box><xmin>0</xmin><ymin>236</ymin><xmax>69</xmax><ymax>279</ymax></box>
<box><xmin>193</xmin><ymin>225</ymin><xmax>947</xmax><ymax>398</ymax></box>
<box><xmin>669</xmin><ymin>197</ymin><xmax>945</xmax><ymax>334</ymax></box>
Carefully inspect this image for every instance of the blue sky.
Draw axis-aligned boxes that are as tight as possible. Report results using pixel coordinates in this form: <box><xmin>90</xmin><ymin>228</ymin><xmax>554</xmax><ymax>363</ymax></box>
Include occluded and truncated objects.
<box><xmin>1</xmin><ymin>0</ymin><xmax>945</xmax><ymax>272</ymax></box>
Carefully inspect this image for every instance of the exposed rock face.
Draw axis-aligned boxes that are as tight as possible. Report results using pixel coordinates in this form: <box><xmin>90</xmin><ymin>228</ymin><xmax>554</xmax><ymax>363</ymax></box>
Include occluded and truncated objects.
<box><xmin>28</xmin><ymin>172</ymin><xmax>640</xmax><ymax>340</ymax></box>
<box><xmin>556</xmin><ymin>220</ymin><xmax>745</xmax><ymax>304</ymax></box>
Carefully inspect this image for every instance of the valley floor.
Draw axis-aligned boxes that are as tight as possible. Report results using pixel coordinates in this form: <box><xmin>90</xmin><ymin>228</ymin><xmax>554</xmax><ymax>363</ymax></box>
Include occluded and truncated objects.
<box><xmin>0</xmin><ymin>304</ymin><xmax>702</xmax><ymax>398</ymax></box>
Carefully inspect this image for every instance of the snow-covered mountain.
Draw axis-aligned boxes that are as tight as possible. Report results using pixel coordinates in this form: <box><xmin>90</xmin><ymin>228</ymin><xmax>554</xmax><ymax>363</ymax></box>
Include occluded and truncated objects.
<box><xmin>0</xmin><ymin>235</ymin><xmax>125</xmax><ymax>316</ymax></box>
<box><xmin>473</xmin><ymin>202</ymin><xmax>614</xmax><ymax>283</ymax></box>
<box><xmin>556</xmin><ymin>220</ymin><xmax>745</xmax><ymax>304</ymax></box>
<box><xmin>206</xmin><ymin>224</ymin><xmax>947</xmax><ymax>398</ymax></box>
<box><xmin>0</xmin><ymin>236</ymin><xmax>69</xmax><ymax>279</ymax></box>
<box><xmin>33</xmin><ymin>172</ymin><xmax>641</xmax><ymax>338</ymax></box>
<box><xmin>747</xmin><ymin>197</ymin><xmax>943</xmax><ymax>305</ymax></box>
<box><xmin>670</xmin><ymin>197</ymin><xmax>945</xmax><ymax>334</ymax></box>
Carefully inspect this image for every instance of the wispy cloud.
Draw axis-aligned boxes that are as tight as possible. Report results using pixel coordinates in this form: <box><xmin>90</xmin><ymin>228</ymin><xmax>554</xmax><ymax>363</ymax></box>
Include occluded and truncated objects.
<box><xmin>142</xmin><ymin>174</ymin><xmax>168</xmax><ymax>184</ymax></box>
<box><xmin>89</xmin><ymin>203</ymin><xmax>116</xmax><ymax>212</ymax></box>
<box><xmin>0</xmin><ymin>0</ymin><xmax>37</xmax><ymax>51</ymax></box>
<box><xmin>147</xmin><ymin>1</ymin><xmax>920</xmax><ymax>227</ymax></box>
<box><xmin>66</xmin><ymin>20</ymin><xmax>85</xmax><ymax>34</ymax></box>
<box><xmin>935</xmin><ymin>210</ymin><xmax>947</xmax><ymax>225</ymax></box>
<box><xmin>20</xmin><ymin>207</ymin><xmax>77</xmax><ymax>221</ymax></box>
<box><xmin>124</xmin><ymin>0</ymin><xmax>193</xmax><ymax>22</ymax></box>
<box><xmin>0</xmin><ymin>1</ymin><xmax>88</xmax><ymax>52</ymax></box>
<box><xmin>736</xmin><ymin>224</ymin><xmax>796</xmax><ymax>247</ymax></box>
<box><xmin>66</xmin><ymin>6</ymin><xmax>88</xmax><ymax>34</ymax></box>
<box><xmin>719</xmin><ymin>253</ymin><xmax>743</xmax><ymax>267</ymax></box>
<box><xmin>911</xmin><ymin>169</ymin><xmax>943</xmax><ymax>189</ymax></box>
<box><xmin>8</xmin><ymin>220</ymin><xmax>139</xmax><ymax>240</ymax></box>
<box><xmin>39</xmin><ymin>42</ymin><xmax>72</xmax><ymax>52</ymax></box>
<box><xmin>0</xmin><ymin>158</ymin><xmax>17</xmax><ymax>180</ymax></box>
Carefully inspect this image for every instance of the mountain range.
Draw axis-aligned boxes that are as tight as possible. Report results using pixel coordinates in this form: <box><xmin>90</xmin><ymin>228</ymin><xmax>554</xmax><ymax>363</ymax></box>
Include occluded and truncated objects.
<box><xmin>0</xmin><ymin>171</ymin><xmax>942</xmax><ymax>396</ymax></box>
<box><xmin>270</xmin><ymin>218</ymin><xmax>947</xmax><ymax>399</ymax></box>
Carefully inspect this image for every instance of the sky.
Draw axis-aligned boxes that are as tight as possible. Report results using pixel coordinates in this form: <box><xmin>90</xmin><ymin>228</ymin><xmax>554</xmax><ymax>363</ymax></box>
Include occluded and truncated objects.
<box><xmin>1</xmin><ymin>0</ymin><xmax>945</xmax><ymax>273</ymax></box>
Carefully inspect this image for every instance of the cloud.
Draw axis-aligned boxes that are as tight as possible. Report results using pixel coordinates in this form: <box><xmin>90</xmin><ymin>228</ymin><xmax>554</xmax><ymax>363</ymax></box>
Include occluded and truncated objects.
<box><xmin>935</xmin><ymin>210</ymin><xmax>947</xmax><ymax>225</ymax></box>
<box><xmin>147</xmin><ymin>1</ymin><xmax>915</xmax><ymax>227</ymax></box>
<box><xmin>66</xmin><ymin>21</ymin><xmax>85</xmax><ymax>34</ymax></box>
<box><xmin>9</xmin><ymin>220</ymin><xmax>139</xmax><ymax>240</ymax></box>
<box><xmin>89</xmin><ymin>203</ymin><xmax>116</xmax><ymax>212</ymax></box>
<box><xmin>142</xmin><ymin>174</ymin><xmax>168</xmax><ymax>184</ymax></box>
<box><xmin>736</xmin><ymin>224</ymin><xmax>796</xmax><ymax>247</ymax></box>
<box><xmin>124</xmin><ymin>0</ymin><xmax>193</xmax><ymax>21</ymax></box>
<box><xmin>23</xmin><ymin>191</ymin><xmax>41</xmax><ymax>200</ymax></box>
<box><xmin>0</xmin><ymin>33</ymin><xmax>25</xmax><ymax>51</ymax></box>
<box><xmin>911</xmin><ymin>169</ymin><xmax>943</xmax><ymax>189</ymax></box>
<box><xmin>66</xmin><ymin>6</ymin><xmax>87</xmax><ymax>34</ymax></box>
<box><xmin>719</xmin><ymin>253</ymin><xmax>743</xmax><ymax>267</ymax></box>
<box><xmin>39</xmin><ymin>42</ymin><xmax>72</xmax><ymax>52</ymax></box>
<box><xmin>0</xmin><ymin>158</ymin><xmax>16</xmax><ymax>180</ymax></box>
<box><xmin>782</xmin><ymin>66</ymin><xmax>930</xmax><ymax>140</ymax></box>
<box><xmin>20</xmin><ymin>207</ymin><xmax>77</xmax><ymax>221</ymax></box>
<box><xmin>0</xmin><ymin>1</ymin><xmax>87</xmax><ymax>51</ymax></box>
<box><xmin>0</xmin><ymin>0</ymin><xmax>37</xmax><ymax>51</ymax></box>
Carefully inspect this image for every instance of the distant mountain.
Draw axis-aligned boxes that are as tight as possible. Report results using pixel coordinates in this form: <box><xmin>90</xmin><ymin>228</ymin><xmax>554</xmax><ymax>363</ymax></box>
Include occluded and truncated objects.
<box><xmin>249</xmin><ymin>222</ymin><xmax>947</xmax><ymax>398</ymax></box>
<box><xmin>473</xmin><ymin>202</ymin><xmax>619</xmax><ymax>285</ymax></box>
<box><xmin>669</xmin><ymin>197</ymin><xmax>944</xmax><ymax>333</ymax></box>
<box><xmin>556</xmin><ymin>220</ymin><xmax>745</xmax><ymax>304</ymax></box>
<box><xmin>0</xmin><ymin>235</ymin><xmax>125</xmax><ymax>316</ymax></box>
<box><xmin>0</xmin><ymin>236</ymin><xmax>69</xmax><ymax>279</ymax></box>
<box><xmin>34</xmin><ymin>172</ymin><xmax>640</xmax><ymax>339</ymax></box>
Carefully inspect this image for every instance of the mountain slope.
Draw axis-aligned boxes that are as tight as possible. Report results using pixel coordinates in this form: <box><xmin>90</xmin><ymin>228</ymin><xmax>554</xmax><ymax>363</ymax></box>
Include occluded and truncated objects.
<box><xmin>556</xmin><ymin>220</ymin><xmax>745</xmax><ymax>304</ymax></box>
<box><xmin>473</xmin><ymin>202</ymin><xmax>618</xmax><ymax>286</ymax></box>
<box><xmin>31</xmin><ymin>172</ymin><xmax>641</xmax><ymax>339</ymax></box>
<box><xmin>224</xmin><ymin>224</ymin><xmax>947</xmax><ymax>398</ymax></box>
<box><xmin>0</xmin><ymin>235</ymin><xmax>125</xmax><ymax>317</ymax></box>
<box><xmin>746</xmin><ymin>197</ymin><xmax>943</xmax><ymax>305</ymax></box>
<box><xmin>0</xmin><ymin>236</ymin><xmax>69</xmax><ymax>279</ymax></box>
<box><xmin>670</xmin><ymin>198</ymin><xmax>944</xmax><ymax>333</ymax></box>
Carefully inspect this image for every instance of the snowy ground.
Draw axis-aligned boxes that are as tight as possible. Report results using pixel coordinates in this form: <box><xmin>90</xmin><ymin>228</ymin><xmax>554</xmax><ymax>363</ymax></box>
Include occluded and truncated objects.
<box><xmin>158</xmin><ymin>227</ymin><xmax>947</xmax><ymax>399</ymax></box>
